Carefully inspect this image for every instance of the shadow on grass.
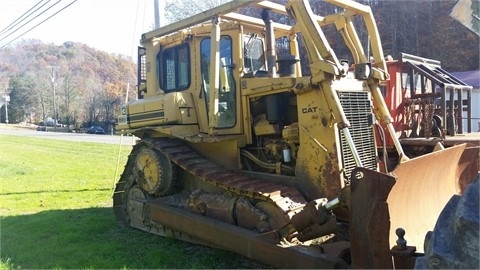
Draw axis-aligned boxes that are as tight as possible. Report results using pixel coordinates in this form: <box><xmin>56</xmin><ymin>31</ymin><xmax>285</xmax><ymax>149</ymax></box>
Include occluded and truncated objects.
<box><xmin>1</xmin><ymin>207</ymin><xmax>265</xmax><ymax>269</ymax></box>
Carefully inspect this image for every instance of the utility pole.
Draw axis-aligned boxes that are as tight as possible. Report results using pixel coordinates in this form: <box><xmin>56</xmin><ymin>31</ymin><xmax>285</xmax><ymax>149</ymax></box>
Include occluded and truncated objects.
<box><xmin>47</xmin><ymin>66</ymin><xmax>59</xmax><ymax>131</ymax></box>
<box><xmin>0</xmin><ymin>80</ymin><xmax>9</xmax><ymax>125</ymax></box>
<box><xmin>154</xmin><ymin>0</ymin><xmax>160</xmax><ymax>29</ymax></box>
<box><xmin>4</xmin><ymin>89</ymin><xmax>8</xmax><ymax>125</ymax></box>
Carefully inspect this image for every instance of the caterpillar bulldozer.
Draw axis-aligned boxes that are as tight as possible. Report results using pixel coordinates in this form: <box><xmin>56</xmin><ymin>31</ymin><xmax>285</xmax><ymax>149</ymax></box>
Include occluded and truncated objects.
<box><xmin>113</xmin><ymin>0</ymin><xmax>479</xmax><ymax>268</ymax></box>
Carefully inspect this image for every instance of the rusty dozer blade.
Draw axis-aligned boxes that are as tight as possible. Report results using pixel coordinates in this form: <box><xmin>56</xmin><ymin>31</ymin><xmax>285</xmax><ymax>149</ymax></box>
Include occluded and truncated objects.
<box><xmin>387</xmin><ymin>143</ymin><xmax>474</xmax><ymax>253</ymax></box>
<box><xmin>349</xmin><ymin>167</ymin><xmax>396</xmax><ymax>269</ymax></box>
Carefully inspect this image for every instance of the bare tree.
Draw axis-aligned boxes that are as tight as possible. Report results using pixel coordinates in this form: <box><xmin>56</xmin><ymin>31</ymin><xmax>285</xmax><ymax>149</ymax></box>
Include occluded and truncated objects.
<box><xmin>31</xmin><ymin>74</ymin><xmax>51</xmax><ymax>123</ymax></box>
<box><xmin>164</xmin><ymin>0</ymin><xmax>232</xmax><ymax>23</ymax></box>
<box><xmin>83</xmin><ymin>77</ymin><xmax>103</xmax><ymax>125</ymax></box>
<box><xmin>101</xmin><ymin>81</ymin><xmax>125</xmax><ymax>126</ymax></box>
<box><xmin>58</xmin><ymin>73</ymin><xmax>79</xmax><ymax>126</ymax></box>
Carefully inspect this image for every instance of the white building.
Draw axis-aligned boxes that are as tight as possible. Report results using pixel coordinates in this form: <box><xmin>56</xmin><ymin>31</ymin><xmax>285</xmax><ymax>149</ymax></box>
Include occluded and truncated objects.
<box><xmin>451</xmin><ymin>70</ymin><xmax>480</xmax><ymax>132</ymax></box>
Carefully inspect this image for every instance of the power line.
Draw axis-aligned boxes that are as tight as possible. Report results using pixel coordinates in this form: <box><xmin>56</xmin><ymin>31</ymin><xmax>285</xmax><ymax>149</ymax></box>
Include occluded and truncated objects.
<box><xmin>0</xmin><ymin>0</ymin><xmax>50</xmax><ymax>36</ymax></box>
<box><xmin>0</xmin><ymin>0</ymin><xmax>62</xmax><ymax>43</ymax></box>
<box><xmin>0</xmin><ymin>0</ymin><xmax>78</xmax><ymax>49</ymax></box>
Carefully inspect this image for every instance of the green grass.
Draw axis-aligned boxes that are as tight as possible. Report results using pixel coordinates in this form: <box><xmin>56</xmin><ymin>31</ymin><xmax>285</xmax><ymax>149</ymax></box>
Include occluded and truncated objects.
<box><xmin>0</xmin><ymin>135</ymin><xmax>262</xmax><ymax>269</ymax></box>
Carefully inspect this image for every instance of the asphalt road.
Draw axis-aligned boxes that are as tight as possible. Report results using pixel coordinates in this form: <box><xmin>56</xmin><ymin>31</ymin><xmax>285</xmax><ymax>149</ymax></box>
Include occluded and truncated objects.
<box><xmin>0</xmin><ymin>124</ymin><xmax>137</xmax><ymax>146</ymax></box>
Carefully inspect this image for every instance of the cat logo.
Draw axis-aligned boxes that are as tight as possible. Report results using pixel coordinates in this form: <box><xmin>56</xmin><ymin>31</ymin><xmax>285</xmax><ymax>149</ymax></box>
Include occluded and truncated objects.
<box><xmin>302</xmin><ymin>107</ymin><xmax>318</xmax><ymax>114</ymax></box>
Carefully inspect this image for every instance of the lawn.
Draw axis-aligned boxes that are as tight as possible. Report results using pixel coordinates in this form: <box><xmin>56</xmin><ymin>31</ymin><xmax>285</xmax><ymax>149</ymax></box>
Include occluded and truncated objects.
<box><xmin>0</xmin><ymin>134</ymin><xmax>262</xmax><ymax>269</ymax></box>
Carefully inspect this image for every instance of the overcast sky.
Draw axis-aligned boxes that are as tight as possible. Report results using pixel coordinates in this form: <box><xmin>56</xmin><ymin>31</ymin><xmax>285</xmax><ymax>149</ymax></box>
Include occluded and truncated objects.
<box><xmin>0</xmin><ymin>0</ymin><xmax>167</xmax><ymax>58</ymax></box>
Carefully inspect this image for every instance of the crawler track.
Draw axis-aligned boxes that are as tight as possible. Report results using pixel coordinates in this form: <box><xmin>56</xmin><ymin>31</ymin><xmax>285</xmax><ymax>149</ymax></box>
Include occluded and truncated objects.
<box><xmin>112</xmin><ymin>137</ymin><xmax>353</xmax><ymax>268</ymax></box>
<box><xmin>113</xmin><ymin>136</ymin><xmax>308</xmax><ymax>229</ymax></box>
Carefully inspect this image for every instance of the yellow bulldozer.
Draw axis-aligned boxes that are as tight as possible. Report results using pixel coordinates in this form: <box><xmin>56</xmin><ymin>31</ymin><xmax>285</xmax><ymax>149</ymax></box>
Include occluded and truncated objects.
<box><xmin>113</xmin><ymin>0</ymin><xmax>479</xmax><ymax>268</ymax></box>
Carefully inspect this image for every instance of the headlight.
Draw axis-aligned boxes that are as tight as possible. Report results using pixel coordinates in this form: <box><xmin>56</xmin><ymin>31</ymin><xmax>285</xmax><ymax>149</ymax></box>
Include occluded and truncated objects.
<box><xmin>354</xmin><ymin>63</ymin><xmax>372</xmax><ymax>80</ymax></box>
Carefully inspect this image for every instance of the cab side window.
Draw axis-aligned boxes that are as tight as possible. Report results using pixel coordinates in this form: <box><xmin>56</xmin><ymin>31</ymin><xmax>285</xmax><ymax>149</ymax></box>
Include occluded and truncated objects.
<box><xmin>243</xmin><ymin>34</ymin><xmax>266</xmax><ymax>76</ymax></box>
<box><xmin>158</xmin><ymin>44</ymin><xmax>190</xmax><ymax>92</ymax></box>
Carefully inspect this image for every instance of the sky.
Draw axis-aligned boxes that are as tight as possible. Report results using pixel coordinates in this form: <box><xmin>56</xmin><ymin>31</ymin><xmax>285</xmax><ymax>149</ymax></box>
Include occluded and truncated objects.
<box><xmin>0</xmin><ymin>0</ymin><xmax>167</xmax><ymax>59</ymax></box>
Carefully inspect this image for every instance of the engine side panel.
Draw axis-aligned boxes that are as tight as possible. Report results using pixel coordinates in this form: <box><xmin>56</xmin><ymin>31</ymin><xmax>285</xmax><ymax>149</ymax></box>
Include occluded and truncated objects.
<box><xmin>117</xmin><ymin>92</ymin><xmax>198</xmax><ymax>131</ymax></box>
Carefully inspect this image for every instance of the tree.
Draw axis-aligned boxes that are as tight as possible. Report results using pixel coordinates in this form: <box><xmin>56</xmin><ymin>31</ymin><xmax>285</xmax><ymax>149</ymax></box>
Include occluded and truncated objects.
<box><xmin>83</xmin><ymin>77</ymin><xmax>103</xmax><ymax>126</ymax></box>
<box><xmin>7</xmin><ymin>75</ymin><xmax>36</xmax><ymax>123</ymax></box>
<box><xmin>58</xmin><ymin>73</ymin><xmax>79</xmax><ymax>126</ymax></box>
<box><xmin>30</xmin><ymin>73</ymin><xmax>51</xmax><ymax>123</ymax></box>
<box><xmin>101</xmin><ymin>81</ymin><xmax>125</xmax><ymax>126</ymax></box>
<box><xmin>164</xmin><ymin>0</ymin><xmax>233</xmax><ymax>23</ymax></box>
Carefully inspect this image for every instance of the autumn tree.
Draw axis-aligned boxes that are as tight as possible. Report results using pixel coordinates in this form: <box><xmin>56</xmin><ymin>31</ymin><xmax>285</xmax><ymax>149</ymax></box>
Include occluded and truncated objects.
<box><xmin>7</xmin><ymin>75</ymin><xmax>36</xmax><ymax>123</ymax></box>
<box><xmin>101</xmin><ymin>81</ymin><xmax>126</xmax><ymax>127</ymax></box>
<box><xmin>82</xmin><ymin>77</ymin><xmax>103</xmax><ymax>126</ymax></box>
<box><xmin>0</xmin><ymin>39</ymin><xmax>137</xmax><ymax>125</ymax></box>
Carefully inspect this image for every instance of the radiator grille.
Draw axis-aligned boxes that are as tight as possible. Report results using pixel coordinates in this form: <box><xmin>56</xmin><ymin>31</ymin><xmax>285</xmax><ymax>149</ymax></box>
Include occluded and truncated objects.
<box><xmin>338</xmin><ymin>91</ymin><xmax>377</xmax><ymax>182</ymax></box>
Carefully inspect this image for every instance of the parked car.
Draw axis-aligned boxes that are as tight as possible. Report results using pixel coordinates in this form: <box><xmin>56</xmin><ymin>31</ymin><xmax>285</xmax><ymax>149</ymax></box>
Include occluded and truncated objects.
<box><xmin>87</xmin><ymin>125</ymin><xmax>105</xmax><ymax>134</ymax></box>
<box><xmin>36</xmin><ymin>124</ymin><xmax>47</xmax><ymax>131</ymax></box>
<box><xmin>45</xmin><ymin>118</ymin><xmax>61</xmax><ymax>127</ymax></box>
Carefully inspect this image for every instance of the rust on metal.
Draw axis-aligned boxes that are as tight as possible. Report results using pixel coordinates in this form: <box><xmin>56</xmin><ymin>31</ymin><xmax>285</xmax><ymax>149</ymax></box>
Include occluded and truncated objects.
<box><xmin>391</xmin><ymin>245</ymin><xmax>418</xmax><ymax>269</ymax></box>
<box><xmin>349</xmin><ymin>167</ymin><xmax>396</xmax><ymax>269</ymax></box>
<box><xmin>147</xmin><ymin>138</ymin><xmax>307</xmax><ymax>215</ymax></box>
<box><xmin>321</xmin><ymin>151</ymin><xmax>344</xmax><ymax>200</ymax></box>
<box><xmin>147</xmin><ymin>200</ymin><xmax>350</xmax><ymax>269</ymax></box>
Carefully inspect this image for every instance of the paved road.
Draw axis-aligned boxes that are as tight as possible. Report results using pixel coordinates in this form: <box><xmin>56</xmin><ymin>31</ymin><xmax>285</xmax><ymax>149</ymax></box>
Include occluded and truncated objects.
<box><xmin>0</xmin><ymin>124</ymin><xmax>137</xmax><ymax>146</ymax></box>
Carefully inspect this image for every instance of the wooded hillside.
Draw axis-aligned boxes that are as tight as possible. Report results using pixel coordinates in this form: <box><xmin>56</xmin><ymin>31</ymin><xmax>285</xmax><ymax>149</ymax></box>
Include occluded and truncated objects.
<box><xmin>371</xmin><ymin>0</ymin><xmax>478</xmax><ymax>71</ymax></box>
<box><xmin>1</xmin><ymin>0</ymin><xmax>478</xmax><ymax>126</ymax></box>
<box><xmin>165</xmin><ymin>0</ymin><xmax>478</xmax><ymax>72</ymax></box>
<box><xmin>0</xmin><ymin>40</ymin><xmax>137</xmax><ymax>127</ymax></box>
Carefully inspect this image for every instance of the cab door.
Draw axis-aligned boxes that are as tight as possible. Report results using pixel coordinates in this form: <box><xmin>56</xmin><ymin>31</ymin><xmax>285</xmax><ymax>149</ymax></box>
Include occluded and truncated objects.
<box><xmin>196</xmin><ymin>30</ymin><xmax>243</xmax><ymax>135</ymax></box>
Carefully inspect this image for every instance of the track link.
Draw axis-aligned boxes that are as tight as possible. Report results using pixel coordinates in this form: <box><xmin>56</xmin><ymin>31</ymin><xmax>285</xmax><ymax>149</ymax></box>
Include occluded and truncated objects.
<box><xmin>147</xmin><ymin>138</ymin><xmax>307</xmax><ymax>215</ymax></box>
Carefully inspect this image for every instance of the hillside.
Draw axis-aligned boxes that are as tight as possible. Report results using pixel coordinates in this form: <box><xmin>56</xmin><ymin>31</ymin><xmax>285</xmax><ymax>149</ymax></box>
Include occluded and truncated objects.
<box><xmin>0</xmin><ymin>39</ymin><xmax>137</xmax><ymax>127</ymax></box>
